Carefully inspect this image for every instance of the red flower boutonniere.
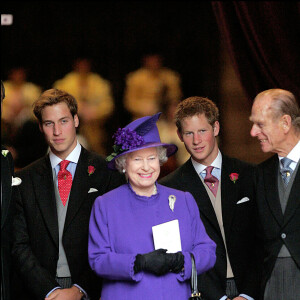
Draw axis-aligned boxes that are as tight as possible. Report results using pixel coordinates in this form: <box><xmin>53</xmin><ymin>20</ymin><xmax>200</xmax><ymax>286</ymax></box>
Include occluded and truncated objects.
<box><xmin>88</xmin><ymin>166</ymin><xmax>95</xmax><ymax>176</ymax></box>
<box><xmin>229</xmin><ymin>173</ymin><xmax>239</xmax><ymax>183</ymax></box>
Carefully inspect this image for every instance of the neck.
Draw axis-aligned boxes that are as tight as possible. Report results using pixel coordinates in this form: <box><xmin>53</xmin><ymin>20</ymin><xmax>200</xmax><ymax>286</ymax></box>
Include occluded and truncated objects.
<box><xmin>131</xmin><ymin>183</ymin><xmax>157</xmax><ymax>197</ymax></box>
<box><xmin>277</xmin><ymin>134</ymin><xmax>299</xmax><ymax>157</ymax></box>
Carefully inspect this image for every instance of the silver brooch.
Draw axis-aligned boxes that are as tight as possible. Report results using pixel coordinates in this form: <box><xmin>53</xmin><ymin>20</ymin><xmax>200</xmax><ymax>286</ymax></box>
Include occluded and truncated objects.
<box><xmin>168</xmin><ymin>195</ymin><xmax>176</xmax><ymax>212</ymax></box>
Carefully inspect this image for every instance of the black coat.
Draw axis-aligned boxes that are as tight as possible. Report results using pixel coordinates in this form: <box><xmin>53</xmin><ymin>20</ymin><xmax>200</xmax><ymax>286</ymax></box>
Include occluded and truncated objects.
<box><xmin>256</xmin><ymin>155</ymin><xmax>300</xmax><ymax>293</ymax></box>
<box><xmin>11</xmin><ymin>147</ymin><xmax>125</xmax><ymax>300</ymax></box>
<box><xmin>160</xmin><ymin>155</ymin><xmax>262</xmax><ymax>300</ymax></box>
<box><xmin>1</xmin><ymin>147</ymin><xmax>17</xmax><ymax>300</ymax></box>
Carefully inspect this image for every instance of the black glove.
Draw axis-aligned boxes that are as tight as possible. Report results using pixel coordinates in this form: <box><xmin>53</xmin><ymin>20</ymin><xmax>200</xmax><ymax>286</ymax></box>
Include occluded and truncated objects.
<box><xmin>168</xmin><ymin>251</ymin><xmax>184</xmax><ymax>273</ymax></box>
<box><xmin>134</xmin><ymin>249</ymin><xmax>171</xmax><ymax>275</ymax></box>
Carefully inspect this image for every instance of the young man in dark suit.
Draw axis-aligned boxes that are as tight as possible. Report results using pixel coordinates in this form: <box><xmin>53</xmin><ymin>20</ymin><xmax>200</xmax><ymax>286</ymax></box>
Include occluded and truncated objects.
<box><xmin>11</xmin><ymin>89</ymin><xmax>125</xmax><ymax>300</ymax></box>
<box><xmin>250</xmin><ymin>88</ymin><xmax>300</xmax><ymax>299</ymax></box>
<box><xmin>160</xmin><ymin>96</ymin><xmax>262</xmax><ymax>300</ymax></box>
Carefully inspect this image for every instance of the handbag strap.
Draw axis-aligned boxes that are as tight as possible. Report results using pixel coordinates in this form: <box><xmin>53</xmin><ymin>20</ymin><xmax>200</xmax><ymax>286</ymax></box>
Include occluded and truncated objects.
<box><xmin>190</xmin><ymin>253</ymin><xmax>201</xmax><ymax>297</ymax></box>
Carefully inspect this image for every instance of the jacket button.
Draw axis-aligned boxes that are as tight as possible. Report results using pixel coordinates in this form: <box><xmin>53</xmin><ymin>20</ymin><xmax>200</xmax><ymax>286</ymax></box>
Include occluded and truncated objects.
<box><xmin>281</xmin><ymin>233</ymin><xmax>286</xmax><ymax>239</ymax></box>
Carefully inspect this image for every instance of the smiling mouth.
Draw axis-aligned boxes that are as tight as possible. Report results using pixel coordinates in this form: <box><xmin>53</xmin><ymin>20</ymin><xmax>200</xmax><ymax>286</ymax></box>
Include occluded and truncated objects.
<box><xmin>139</xmin><ymin>173</ymin><xmax>152</xmax><ymax>178</ymax></box>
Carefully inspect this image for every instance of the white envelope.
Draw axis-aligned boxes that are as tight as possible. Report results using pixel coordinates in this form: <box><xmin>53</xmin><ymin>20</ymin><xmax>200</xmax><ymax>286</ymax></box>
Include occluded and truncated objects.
<box><xmin>12</xmin><ymin>176</ymin><xmax>22</xmax><ymax>186</ymax></box>
<box><xmin>88</xmin><ymin>188</ymin><xmax>98</xmax><ymax>193</ymax></box>
<box><xmin>152</xmin><ymin>219</ymin><xmax>182</xmax><ymax>253</ymax></box>
<box><xmin>237</xmin><ymin>197</ymin><xmax>250</xmax><ymax>204</ymax></box>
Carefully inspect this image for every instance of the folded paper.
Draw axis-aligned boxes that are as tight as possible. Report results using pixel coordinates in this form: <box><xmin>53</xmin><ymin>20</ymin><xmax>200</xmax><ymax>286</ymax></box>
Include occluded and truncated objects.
<box><xmin>152</xmin><ymin>219</ymin><xmax>182</xmax><ymax>253</ymax></box>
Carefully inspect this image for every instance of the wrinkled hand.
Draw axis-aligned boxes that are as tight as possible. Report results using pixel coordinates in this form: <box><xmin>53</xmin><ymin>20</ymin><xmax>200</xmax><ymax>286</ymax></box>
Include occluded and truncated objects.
<box><xmin>134</xmin><ymin>249</ymin><xmax>171</xmax><ymax>275</ymax></box>
<box><xmin>45</xmin><ymin>286</ymin><xmax>83</xmax><ymax>300</ymax></box>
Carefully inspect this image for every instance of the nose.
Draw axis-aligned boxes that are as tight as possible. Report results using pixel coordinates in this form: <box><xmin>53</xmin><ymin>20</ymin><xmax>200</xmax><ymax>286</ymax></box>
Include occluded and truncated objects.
<box><xmin>250</xmin><ymin>124</ymin><xmax>260</xmax><ymax>137</ymax></box>
<box><xmin>53</xmin><ymin>123</ymin><xmax>62</xmax><ymax>136</ymax></box>
<box><xmin>193</xmin><ymin>133</ymin><xmax>202</xmax><ymax>144</ymax></box>
<box><xmin>142</xmin><ymin>159</ymin><xmax>150</xmax><ymax>171</ymax></box>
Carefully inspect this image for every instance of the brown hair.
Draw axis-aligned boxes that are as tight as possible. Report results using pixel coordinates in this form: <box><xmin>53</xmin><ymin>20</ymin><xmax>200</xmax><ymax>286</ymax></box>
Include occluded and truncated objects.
<box><xmin>175</xmin><ymin>96</ymin><xmax>219</xmax><ymax>133</ymax></box>
<box><xmin>33</xmin><ymin>88</ymin><xmax>78</xmax><ymax>123</ymax></box>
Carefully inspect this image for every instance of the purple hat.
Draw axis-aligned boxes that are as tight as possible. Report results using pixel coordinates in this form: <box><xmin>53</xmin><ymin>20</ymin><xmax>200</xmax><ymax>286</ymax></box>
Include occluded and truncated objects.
<box><xmin>106</xmin><ymin>112</ymin><xmax>178</xmax><ymax>169</ymax></box>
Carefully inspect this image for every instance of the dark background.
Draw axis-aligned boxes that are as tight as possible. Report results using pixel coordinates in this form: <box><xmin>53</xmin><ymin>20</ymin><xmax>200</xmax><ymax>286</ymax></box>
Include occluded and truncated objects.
<box><xmin>2</xmin><ymin>1</ymin><xmax>222</xmax><ymax>128</ymax></box>
<box><xmin>6</xmin><ymin>1</ymin><xmax>296</xmax><ymax>166</ymax></box>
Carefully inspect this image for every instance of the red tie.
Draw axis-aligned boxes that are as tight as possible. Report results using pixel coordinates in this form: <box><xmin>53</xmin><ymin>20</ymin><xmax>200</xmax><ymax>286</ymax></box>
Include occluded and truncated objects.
<box><xmin>58</xmin><ymin>160</ymin><xmax>72</xmax><ymax>206</ymax></box>
<box><xmin>204</xmin><ymin>166</ymin><xmax>219</xmax><ymax>197</ymax></box>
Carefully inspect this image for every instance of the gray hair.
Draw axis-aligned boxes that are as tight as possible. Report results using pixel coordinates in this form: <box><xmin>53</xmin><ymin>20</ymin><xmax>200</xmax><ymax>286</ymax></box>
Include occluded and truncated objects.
<box><xmin>115</xmin><ymin>146</ymin><xmax>168</xmax><ymax>174</ymax></box>
<box><xmin>256</xmin><ymin>89</ymin><xmax>300</xmax><ymax>133</ymax></box>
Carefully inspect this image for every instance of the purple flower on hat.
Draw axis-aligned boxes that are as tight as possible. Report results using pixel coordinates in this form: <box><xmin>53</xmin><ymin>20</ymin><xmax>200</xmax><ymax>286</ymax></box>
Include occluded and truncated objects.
<box><xmin>113</xmin><ymin>128</ymin><xmax>144</xmax><ymax>150</ymax></box>
<box><xmin>106</xmin><ymin>128</ymin><xmax>144</xmax><ymax>162</ymax></box>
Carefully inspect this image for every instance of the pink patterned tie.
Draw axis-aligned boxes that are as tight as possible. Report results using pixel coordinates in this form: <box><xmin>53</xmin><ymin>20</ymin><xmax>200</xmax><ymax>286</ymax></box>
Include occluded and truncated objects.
<box><xmin>58</xmin><ymin>160</ymin><xmax>72</xmax><ymax>206</ymax></box>
<box><xmin>204</xmin><ymin>166</ymin><xmax>219</xmax><ymax>197</ymax></box>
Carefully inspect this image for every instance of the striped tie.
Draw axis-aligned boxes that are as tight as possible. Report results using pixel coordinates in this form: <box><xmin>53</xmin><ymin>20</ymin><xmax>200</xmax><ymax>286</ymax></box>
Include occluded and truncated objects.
<box><xmin>280</xmin><ymin>157</ymin><xmax>293</xmax><ymax>186</ymax></box>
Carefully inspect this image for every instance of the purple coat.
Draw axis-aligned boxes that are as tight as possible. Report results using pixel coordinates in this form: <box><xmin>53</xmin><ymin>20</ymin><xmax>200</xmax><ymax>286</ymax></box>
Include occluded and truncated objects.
<box><xmin>88</xmin><ymin>183</ymin><xmax>216</xmax><ymax>300</ymax></box>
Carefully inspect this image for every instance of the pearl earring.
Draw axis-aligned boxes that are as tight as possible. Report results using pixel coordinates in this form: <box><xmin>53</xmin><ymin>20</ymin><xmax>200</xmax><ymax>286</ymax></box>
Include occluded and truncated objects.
<box><xmin>123</xmin><ymin>169</ymin><xmax>126</xmax><ymax>173</ymax></box>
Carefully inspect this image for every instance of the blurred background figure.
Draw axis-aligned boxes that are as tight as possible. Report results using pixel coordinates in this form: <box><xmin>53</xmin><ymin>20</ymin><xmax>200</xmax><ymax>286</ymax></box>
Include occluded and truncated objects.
<box><xmin>1</xmin><ymin>67</ymin><xmax>47</xmax><ymax>170</ymax></box>
<box><xmin>124</xmin><ymin>52</ymin><xmax>182</xmax><ymax>121</ymax></box>
<box><xmin>157</xmin><ymin>100</ymin><xmax>190</xmax><ymax>177</ymax></box>
<box><xmin>53</xmin><ymin>57</ymin><xmax>114</xmax><ymax>155</ymax></box>
<box><xmin>2</xmin><ymin>67</ymin><xmax>41</xmax><ymax>142</ymax></box>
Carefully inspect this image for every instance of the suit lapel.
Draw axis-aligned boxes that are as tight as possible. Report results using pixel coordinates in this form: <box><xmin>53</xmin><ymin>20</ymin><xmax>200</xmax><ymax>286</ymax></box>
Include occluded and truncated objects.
<box><xmin>181</xmin><ymin>160</ymin><xmax>221</xmax><ymax>235</ymax></box>
<box><xmin>35</xmin><ymin>156</ymin><xmax>59</xmax><ymax>247</ymax></box>
<box><xmin>220</xmin><ymin>156</ymin><xmax>238</xmax><ymax>234</ymax></box>
<box><xmin>1</xmin><ymin>154</ymin><xmax>12</xmax><ymax>228</ymax></box>
<box><xmin>284</xmin><ymin>166</ymin><xmax>300</xmax><ymax>224</ymax></box>
<box><xmin>64</xmin><ymin>148</ymin><xmax>89</xmax><ymax>232</ymax></box>
<box><xmin>263</xmin><ymin>156</ymin><xmax>284</xmax><ymax>224</ymax></box>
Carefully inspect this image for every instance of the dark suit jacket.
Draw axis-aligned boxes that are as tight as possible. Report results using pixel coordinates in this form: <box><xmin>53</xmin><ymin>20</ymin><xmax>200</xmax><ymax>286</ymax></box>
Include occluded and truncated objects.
<box><xmin>11</xmin><ymin>147</ymin><xmax>125</xmax><ymax>300</ymax></box>
<box><xmin>256</xmin><ymin>155</ymin><xmax>300</xmax><ymax>293</ymax></box>
<box><xmin>160</xmin><ymin>155</ymin><xmax>262</xmax><ymax>300</ymax></box>
<box><xmin>1</xmin><ymin>147</ymin><xmax>17</xmax><ymax>300</ymax></box>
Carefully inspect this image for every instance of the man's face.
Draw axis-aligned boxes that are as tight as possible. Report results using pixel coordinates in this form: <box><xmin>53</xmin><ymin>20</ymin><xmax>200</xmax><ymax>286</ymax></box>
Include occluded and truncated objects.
<box><xmin>40</xmin><ymin>102</ymin><xmax>79</xmax><ymax>159</ymax></box>
<box><xmin>250</xmin><ymin>96</ymin><xmax>285</xmax><ymax>154</ymax></box>
<box><xmin>178</xmin><ymin>114</ymin><xmax>219</xmax><ymax>166</ymax></box>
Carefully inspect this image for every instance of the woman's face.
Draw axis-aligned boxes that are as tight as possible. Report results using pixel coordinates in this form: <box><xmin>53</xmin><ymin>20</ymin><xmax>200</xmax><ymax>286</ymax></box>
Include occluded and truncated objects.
<box><xmin>125</xmin><ymin>147</ymin><xmax>160</xmax><ymax>196</ymax></box>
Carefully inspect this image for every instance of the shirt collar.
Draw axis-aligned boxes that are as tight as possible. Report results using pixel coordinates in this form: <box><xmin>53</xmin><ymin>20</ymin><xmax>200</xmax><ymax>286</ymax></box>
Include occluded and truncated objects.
<box><xmin>49</xmin><ymin>141</ymin><xmax>81</xmax><ymax>169</ymax></box>
<box><xmin>278</xmin><ymin>140</ymin><xmax>300</xmax><ymax>165</ymax></box>
<box><xmin>191</xmin><ymin>150</ymin><xmax>222</xmax><ymax>174</ymax></box>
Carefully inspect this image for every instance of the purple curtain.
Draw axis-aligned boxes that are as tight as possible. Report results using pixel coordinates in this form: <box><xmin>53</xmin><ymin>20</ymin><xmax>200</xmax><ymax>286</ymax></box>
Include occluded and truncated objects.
<box><xmin>212</xmin><ymin>1</ymin><xmax>300</xmax><ymax>101</ymax></box>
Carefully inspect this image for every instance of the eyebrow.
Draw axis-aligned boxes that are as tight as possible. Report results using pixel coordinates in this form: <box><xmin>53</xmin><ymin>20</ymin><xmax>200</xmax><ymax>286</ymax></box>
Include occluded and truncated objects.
<box><xmin>43</xmin><ymin>116</ymin><xmax>70</xmax><ymax>123</ymax></box>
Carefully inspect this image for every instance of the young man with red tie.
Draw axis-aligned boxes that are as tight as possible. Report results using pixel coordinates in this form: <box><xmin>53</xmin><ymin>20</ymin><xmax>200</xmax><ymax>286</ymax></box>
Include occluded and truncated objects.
<box><xmin>11</xmin><ymin>89</ymin><xmax>125</xmax><ymax>300</ymax></box>
<box><xmin>160</xmin><ymin>96</ymin><xmax>262</xmax><ymax>300</ymax></box>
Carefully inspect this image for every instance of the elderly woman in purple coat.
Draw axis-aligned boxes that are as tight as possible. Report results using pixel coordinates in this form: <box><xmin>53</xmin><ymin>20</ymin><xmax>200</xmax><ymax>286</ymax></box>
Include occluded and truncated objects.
<box><xmin>88</xmin><ymin>112</ymin><xmax>216</xmax><ymax>300</ymax></box>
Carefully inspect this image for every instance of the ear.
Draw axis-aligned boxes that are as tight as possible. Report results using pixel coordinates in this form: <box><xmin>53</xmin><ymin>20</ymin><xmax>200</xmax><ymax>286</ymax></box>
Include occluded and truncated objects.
<box><xmin>177</xmin><ymin>129</ymin><xmax>184</xmax><ymax>142</ymax></box>
<box><xmin>280</xmin><ymin>114</ymin><xmax>291</xmax><ymax>133</ymax></box>
<box><xmin>213</xmin><ymin>121</ymin><xmax>220</xmax><ymax>137</ymax></box>
<box><xmin>74</xmin><ymin>114</ymin><xmax>79</xmax><ymax>128</ymax></box>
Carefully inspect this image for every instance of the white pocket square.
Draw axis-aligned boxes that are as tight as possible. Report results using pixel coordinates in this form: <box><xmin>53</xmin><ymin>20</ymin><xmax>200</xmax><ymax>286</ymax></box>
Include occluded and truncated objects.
<box><xmin>88</xmin><ymin>188</ymin><xmax>98</xmax><ymax>193</ymax></box>
<box><xmin>12</xmin><ymin>176</ymin><xmax>22</xmax><ymax>186</ymax></box>
<box><xmin>237</xmin><ymin>197</ymin><xmax>250</xmax><ymax>204</ymax></box>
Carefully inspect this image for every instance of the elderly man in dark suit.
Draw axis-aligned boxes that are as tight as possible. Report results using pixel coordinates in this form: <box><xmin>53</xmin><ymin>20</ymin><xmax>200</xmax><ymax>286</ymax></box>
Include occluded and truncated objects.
<box><xmin>11</xmin><ymin>89</ymin><xmax>125</xmax><ymax>300</ymax></box>
<box><xmin>160</xmin><ymin>96</ymin><xmax>262</xmax><ymax>300</ymax></box>
<box><xmin>250</xmin><ymin>88</ymin><xmax>300</xmax><ymax>299</ymax></box>
<box><xmin>1</xmin><ymin>80</ymin><xmax>21</xmax><ymax>300</ymax></box>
